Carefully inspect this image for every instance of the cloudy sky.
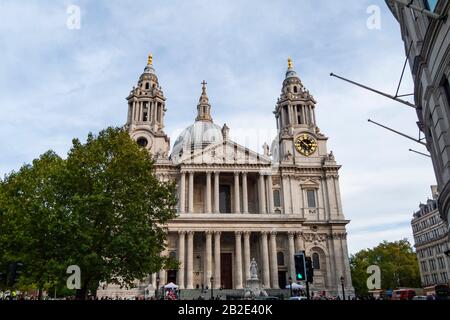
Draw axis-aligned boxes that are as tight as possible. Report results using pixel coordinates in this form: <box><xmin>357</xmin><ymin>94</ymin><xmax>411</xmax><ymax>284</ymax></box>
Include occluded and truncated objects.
<box><xmin>0</xmin><ymin>0</ymin><xmax>436</xmax><ymax>254</ymax></box>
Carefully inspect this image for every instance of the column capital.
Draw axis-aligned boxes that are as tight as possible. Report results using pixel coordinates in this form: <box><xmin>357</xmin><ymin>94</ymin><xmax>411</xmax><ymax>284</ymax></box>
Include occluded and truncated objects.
<box><xmin>213</xmin><ymin>230</ymin><xmax>222</xmax><ymax>236</ymax></box>
<box><xmin>205</xmin><ymin>230</ymin><xmax>213</xmax><ymax>235</ymax></box>
<box><xmin>288</xmin><ymin>231</ymin><xmax>296</xmax><ymax>238</ymax></box>
<box><xmin>187</xmin><ymin>230</ymin><xmax>195</xmax><ymax>237</ymax></box>
<box><xmin>178</xmin><ymin>230</ymin><xmax>187</xmax><ymax>236</ymax></box>
<box><xmin>270</xmin><ymin>230</ymin><xmax>277</xmax><ymax>236</ymax></box>
<box><xmin>213</xmin><ymin>171</ymin><xmax>220</xmax><ymax>176</ymax></box>
<box><xmin>234</xmin><ymin>171</ymin><xmax>240</xmax><ymax>176</ymax></box>
<box><xmin>206</xmin><ymin>171</ymin><xmax>212</xmax><ymax>176</ymax></box>
<box><xmin>235</xmin><ymin>230</ymin><xmax>243</xmax><ymax>236</ymax></box>
<box><xmin>295</xmin><ymin>231</ymin><xmax>304</xmax><ymax>238</ymax></box>
<box><xmin>241</xmin><ymin>171</ymin><xmax>248</xmax><ymax>176</ymax></box>
<box><xmin>243</xmin><ymin>231</ymin><xmax>251</xmax><ymax>237</ymax></box>
<box><xmin>261</xmin><ymin>230</ymin><xmax>269</xmax><ymax>236</ymax></box>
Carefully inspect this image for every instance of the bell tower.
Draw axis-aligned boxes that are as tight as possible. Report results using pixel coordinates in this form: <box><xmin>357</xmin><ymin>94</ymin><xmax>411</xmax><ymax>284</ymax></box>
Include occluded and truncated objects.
<box><xmin>126</xmin><ymin>54</ymin><xmax>170</xmax><ymax>159</ymax></box>
<box><xmin>274</xmin><ymin>57</ymin><xmax>328</xmax><ymax>164</ymax></box>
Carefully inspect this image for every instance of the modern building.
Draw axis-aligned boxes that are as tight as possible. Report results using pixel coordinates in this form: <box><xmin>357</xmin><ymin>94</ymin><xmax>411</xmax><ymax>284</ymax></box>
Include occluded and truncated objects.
<box><xmin>97</xmin><ymin>55</ymin><xmax>354</xmax><ymax>298</ymax></box>
<box><xmin>385</xmin><ymin>0</ymin><xmax>450</xmax><ymax>229</ymax></box>
<box><xmin>411</xmin><ymin>186</ymin><xmax>450</xmax><ymax>294</ymax></box>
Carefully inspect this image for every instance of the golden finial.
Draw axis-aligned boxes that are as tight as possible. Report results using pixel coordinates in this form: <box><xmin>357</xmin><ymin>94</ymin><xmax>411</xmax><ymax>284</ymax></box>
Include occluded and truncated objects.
<box><xmin>148</xmin><ymin>53</ymin><xmax>153</xmax><ymax>65</ymax></box>
<box><xmin>288</xmin><ymin>57</ymin><xmax>293</xmax><ymax>69</ymax></box>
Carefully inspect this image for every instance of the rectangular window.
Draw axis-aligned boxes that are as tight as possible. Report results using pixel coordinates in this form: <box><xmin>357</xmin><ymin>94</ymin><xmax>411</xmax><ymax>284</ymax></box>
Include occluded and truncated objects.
<box><xmin>307</xmin><ymin>190</ymin><xmax>316</xmax><ymax>208</ymax></box>
<box><xmin>273</xmin><ymin>190</ymin><xmax>281</xmax><ymax>207</ymax></box>
<box><xmin>442</xmin><ymin>76</ymin><xmax>450</xmax><ymax>108</ymax></box>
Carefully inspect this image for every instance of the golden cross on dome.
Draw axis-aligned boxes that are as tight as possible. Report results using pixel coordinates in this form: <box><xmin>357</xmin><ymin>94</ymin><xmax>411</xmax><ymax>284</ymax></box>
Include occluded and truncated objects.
<box><xmin>148</xmin><ymin>53</ymin><xmax>153</xmax><ymax>65</ymax></box>
<box><xmin>288</xmin><ymin>57</ymin><xmax>293</xmax><ymax>69</ymax></box>
<box><xmin>201</xmin><ymin>80</ymin><xmax>207</xmax><ymax>93</ymax></box>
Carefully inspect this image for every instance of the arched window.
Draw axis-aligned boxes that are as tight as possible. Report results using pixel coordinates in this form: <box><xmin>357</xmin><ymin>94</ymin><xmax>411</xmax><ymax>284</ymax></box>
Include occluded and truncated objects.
<box><xmin>277</xmin><ymin>252</ymin><xmax>285</xmax><ymax>266</ymax></box>
<box><xmin>312</xmin><ymin>252</ymin><xmax>320</xmax><ymax>270</ymax></box>
<box><xmin>145</xmin><ymin>82</ymin><xmax>150</xmax><ymax>89</ymax></box>
<box><xmin>293</xmin><ymin>86</ymin><xmax>298</xmax><ymax>93</ymax></box>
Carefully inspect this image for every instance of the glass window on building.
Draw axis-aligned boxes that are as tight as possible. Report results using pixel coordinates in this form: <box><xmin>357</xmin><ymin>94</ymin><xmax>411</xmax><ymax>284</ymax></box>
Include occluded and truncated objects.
<box><xmin>273</xmin><ymin>189</ymin><xmax>281</xmax><ymax>207</ymax></box>
<box><xmin>424</xmin><ymin>0</ymin><xmax>438</xmax><ymax>12</ymax></box>
<box><xmin>307</xmin><ymin>190</ymin><xmax>316</xmax><ymax>208</ymax></box>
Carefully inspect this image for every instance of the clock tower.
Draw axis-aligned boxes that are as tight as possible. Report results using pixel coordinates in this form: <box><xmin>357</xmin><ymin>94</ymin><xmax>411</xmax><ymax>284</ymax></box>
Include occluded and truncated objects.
<box><xmin>273</xmin><ymin>58</ymin><xmax>328</xmax><ymax>165</ymax></box>
<box><xmin>126</xmin><ymin>54</ymin><xmax>170</xmax><ymax>159</ymax></box>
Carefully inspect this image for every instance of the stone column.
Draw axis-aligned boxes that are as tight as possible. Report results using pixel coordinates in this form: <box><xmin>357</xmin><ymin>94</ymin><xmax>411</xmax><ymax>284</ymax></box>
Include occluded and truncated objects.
<box><xmin>186</xmin><ymin>231</ymin><xmax>194</xmax><ymax>289</ymax></box>
<box><xmin>269</xmin><ymin>231</ymin><xmax>279</xmax><ymax>289</ymax></box>
<box><xmin>188</xmin><ymin>172</ymin><xmax>194</xmax><ymax>213</ymax></box>
<box><xmin>159</xmin><ymin>248</ymin><xmax>168</xmax><ymax>285</ymax></box>
<box><xmin>334</xmin><ymin>176</ymin><xmax>343</xmax><ymax>216</ymax></box>
<box><xmin>179</xmin><ymin>172</ymin><xmax>186</xmax><ymax>213</ymax></box>
<box><xmin>243</xmin><ymin>231</ymin><xmax>251</xmax><ymax>281</ymax></box>
<box><xmin>234</xmin><ymin>172</ymin><xmax>241</xmax><ymax>213</ymax></box>
<box><xmin>242</xmin><ymin>173</ymin><xmax>248</xmax><ymax>213</ymax></box>
<box><xmin>214</xmin><ymin>172</ymin><xmax>220</xmax><ymax>213</ymax></box>
<box><xmin>267</xmin><ymin>174</ymin><xmax>274</xmax><ymax>214</ymax></box>
<box><xmin>288</xmin><ymin>232</ymin><xmax>296</xmax><ymax>282</ymax></box>
<box><xmin>151</xmin><ymin>273</ymin><xmax>157</xmax><ymax>289</ymax></box>
<box><xmin>204</xmin><ymin>231</ymin><xmax>212</xmax><ymax>287</ymax></box>
<box><xmin>213</xmin><ymin>231</ymin><xmax>221</xmax><ymax>289</ymax></box>
<box><xmin>206</xmin><ymin>172</ymin><xmax>212</xmax><ymax>213</ymax></box>
<box><xmin>295</xmin><ymin>232</ymin><xmax>305</xmax><ymax>253</ymax></box>
<box><xmin>261</xmin><ymin>231</ymin><xmax>270</xmax><ymax>288</ymax></box>
<box><xmin>178</xmin><ymin>231</ymin><xmax>186</xmax><ymax>289</ymax></box>
<box><xmin>259</xmin><ymin>174</ymin><xmax>267</xmax><ymax>214</ymax></box>
<box><xmin>158</xmin><ymin>270</ymin><xmax>166</xmax><ymax>287</ymax></box>
<box><xmin>234</xmin><ymin>231</ymin><xmax>243</xmax><ymax>289</ymax></box>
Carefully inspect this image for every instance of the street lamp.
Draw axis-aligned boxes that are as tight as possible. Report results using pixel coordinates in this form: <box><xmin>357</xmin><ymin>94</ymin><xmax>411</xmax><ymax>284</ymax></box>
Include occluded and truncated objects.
<box><xmin>340</xmin><ymin>275</ymin><xmax>345</xmax><ymax>301</ymax></box>
<box><xmin>288</xmin><ymin>276</ymin><xmax>293</xmax><ymax>297</ymax></box>
<box><xmin>156</xmin><ymin>275</ymin><xmax>160</xmax><ymax>300</ymax></box>
<box><xmin>210</xmin><ymin>276</ymin><xmax>214</xmax><ymax>300</ymax></box>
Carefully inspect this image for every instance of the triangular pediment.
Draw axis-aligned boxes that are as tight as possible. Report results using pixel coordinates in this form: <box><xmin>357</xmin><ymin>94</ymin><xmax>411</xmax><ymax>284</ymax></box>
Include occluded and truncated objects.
<box><xmin>179</xmin><ymin>140</ymin><xmax>271</xmax><ymax>165</ymax></box>
<box><xmin>297</xmin><ymin>177</ymin><xmax>320</xmax><ymax>188</ymax></box>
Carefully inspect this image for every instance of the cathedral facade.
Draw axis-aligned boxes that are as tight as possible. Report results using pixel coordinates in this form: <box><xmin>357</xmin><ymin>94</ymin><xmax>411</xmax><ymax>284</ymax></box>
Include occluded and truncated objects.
<box><xmin>99</xmin><ymin>55</ymin><xmax>354</xmax><ymax>298</ymax></box>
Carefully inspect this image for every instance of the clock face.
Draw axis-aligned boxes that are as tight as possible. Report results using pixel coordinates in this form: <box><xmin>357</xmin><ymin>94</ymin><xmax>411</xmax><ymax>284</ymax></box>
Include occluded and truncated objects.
<box><xmin>295</xmin><ymin>134</ymin><xmax>317</xmax><ymax>156</ymax></box>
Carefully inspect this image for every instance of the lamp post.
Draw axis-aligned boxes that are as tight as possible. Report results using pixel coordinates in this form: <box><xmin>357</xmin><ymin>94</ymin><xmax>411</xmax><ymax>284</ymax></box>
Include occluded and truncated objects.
<box><xmin>156</xmin><ymin>275</ymin><xmax>160</xmax><ymax>300</ymax></box>
<box><xmin>288</xmin><ymin>276</ymin><xmax>293</xmax><ymax>297</ymax></box>
<box><xmin>340</xmin><ymin>275</ymin><xmax>345</xmax><ymax>301</ymax></box>
<box><xmin>210</xmin><ymin>276</ymin><xmax>214</xmax><ymax>300</ymax></box>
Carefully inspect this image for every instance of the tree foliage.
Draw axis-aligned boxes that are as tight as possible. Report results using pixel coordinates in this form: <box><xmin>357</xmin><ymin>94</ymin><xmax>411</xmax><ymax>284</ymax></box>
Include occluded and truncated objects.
<box><xmin>350</xmin><ymin>240</ymin><xmax>421</xmax><ymax>295</ymax></box>
<box><xmin>0</xmin><ymin>127</ymin><xmax>177</xmax><ymax>299</ymax></box>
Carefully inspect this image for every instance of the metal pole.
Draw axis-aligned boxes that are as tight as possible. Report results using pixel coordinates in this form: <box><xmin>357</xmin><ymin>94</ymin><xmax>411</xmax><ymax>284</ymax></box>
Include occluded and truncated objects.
<box><xmin>330</xmin><ymin>73</ymin><xmax>418</xmax><ymax>109</ymax></box>
<box><xmin>368</xmin><ymin>119</ymin><xmax>427</xmax><ymax>146</ymax></box>
<box><xmin>306</xmin><ymin>281</ymin><xmax>310</xmax><ymax>300</ymax></box>
<box><xmin>342</xmin><ymin>282</ymin><xmax>345</xmax><ymax>301</ymax></box>
<box><xmin>392</xmin><ymin>0</ymin><xmax>446</xmax><ymax>20</ymax></box>
<box><xmin>409</xmin><ymin>149</ymin><xmax>431</xmax><ymax>158</ymax></box>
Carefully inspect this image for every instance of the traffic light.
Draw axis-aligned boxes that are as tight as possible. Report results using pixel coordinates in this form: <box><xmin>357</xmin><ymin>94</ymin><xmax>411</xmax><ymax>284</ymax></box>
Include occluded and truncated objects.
<box><xmin>294</xmin><ymin>252</ymin><xmax>307</xmax><ymax>281</ymax></box>
<box><xmin>305</xmin><ymin>256</ymin><xmax>314</xmax><ymax>284</ymax></box>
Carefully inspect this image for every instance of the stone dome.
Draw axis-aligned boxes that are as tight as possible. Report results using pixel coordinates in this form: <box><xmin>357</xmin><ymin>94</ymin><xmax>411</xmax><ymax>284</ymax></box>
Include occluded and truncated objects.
<box><xmin>171</xmin><ymin>121</ymin><xmax>223</xmax><ymax>162</ymax></box>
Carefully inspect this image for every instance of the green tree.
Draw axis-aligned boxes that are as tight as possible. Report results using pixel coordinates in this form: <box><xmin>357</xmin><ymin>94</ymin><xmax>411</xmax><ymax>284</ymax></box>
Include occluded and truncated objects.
<box><xmin>350</xmin><ymin>239</ymin><xmax>421</xmax><ymax>296</ymax></box>
<box><xmin>0</xmin><ymin>127</ymin><xmax>178</xmax><ymax>299</ymax></box>
<box><xmin>0</xmin><ymin>151</ymin><xmax>71</xmax><ymax>297</ymax></box>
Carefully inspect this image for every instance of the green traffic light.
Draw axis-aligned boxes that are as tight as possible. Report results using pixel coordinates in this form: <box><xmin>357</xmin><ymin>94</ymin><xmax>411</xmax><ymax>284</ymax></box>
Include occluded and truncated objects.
<box><xmin>297</xmin><ymin>274</ymin><xmax>303</xmax><ymax>280</ymax></box>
